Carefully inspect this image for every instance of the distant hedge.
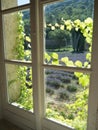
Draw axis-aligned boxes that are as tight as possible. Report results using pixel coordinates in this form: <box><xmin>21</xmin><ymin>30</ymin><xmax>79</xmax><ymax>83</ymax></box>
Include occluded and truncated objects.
<box><xmin>46</xmin><ymin>39</ymin><xmax>67</xmax><ymax>49</ymax></box>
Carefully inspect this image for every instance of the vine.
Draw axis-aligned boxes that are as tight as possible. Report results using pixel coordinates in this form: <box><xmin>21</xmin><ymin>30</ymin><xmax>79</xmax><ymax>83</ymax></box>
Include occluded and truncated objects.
<box><xmin>14</xmin><ymin>12</ymin><xmax>33</xmax><ymax>110</ymax></box>
<box><xmin>45</xmin><ymin>17</ymin><xmax>93</xmax><ymax>82</ymax></box>
<box><xmin>15</xmin><ymin>12</ymin><xmax>25</xmax><ymax>60</ymax></box>
<box><xmin>45</xmin><ymin>17</ymin><xmax>93</xmax><ymax>130</ymax></box>
<box><xmin>13</xmin><ymin>12</ymin><xmax>93</xmax><ymax>129</ymax></box>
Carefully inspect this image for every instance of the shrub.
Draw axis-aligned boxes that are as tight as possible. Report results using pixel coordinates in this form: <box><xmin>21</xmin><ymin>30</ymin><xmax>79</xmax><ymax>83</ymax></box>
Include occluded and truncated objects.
<box><xmin>46</xmin><ymin>78</ymin><xmax>61</xmax><ymax>89</ymax></box>
<box><xmin>67</xmin><ymin>85</ymin><xmax>77</xmax><ymax>92</ymax></box>
<box><xmin>61</xmin><ymin>77</ymin><xmax>71</xmax><ymax>83</ymax></box>
<box><xmin>46</xmin><ymin>87</ymin><xmax>54</xmax><ymax>95</ymax></box>
<box><xmin>59</xmin><ymin>91</ymin><xmax>69</xmax><ymax>100</ymax></box>
<box><xmin>45</xmin><ymin>69</ymin><xmax>54</xmax><ymax>75</ymax></box>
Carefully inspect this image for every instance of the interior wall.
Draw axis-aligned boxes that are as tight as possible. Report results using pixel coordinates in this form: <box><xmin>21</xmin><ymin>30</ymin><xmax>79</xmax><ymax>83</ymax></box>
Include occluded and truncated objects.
<box><xmin>0</xmin><ymin>0</ymin><xmax>18</xmax><ymax>119</ymax></box>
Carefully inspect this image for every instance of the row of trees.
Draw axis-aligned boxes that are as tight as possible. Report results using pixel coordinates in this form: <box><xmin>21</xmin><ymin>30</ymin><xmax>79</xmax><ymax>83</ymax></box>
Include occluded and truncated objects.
<box><xmin>46</xmin><ymin>17</ymin><xmax>93</xmax><ymax>63</ymax></box>
<box><xmin>46</xmin><ymin>20</ymin><xmax>87</xmax><ymax>52</ymax></box>
<box><xmin>45</xmin><ymin>0</ymin><xmax>94</xmax><ymax>52</ymax></box>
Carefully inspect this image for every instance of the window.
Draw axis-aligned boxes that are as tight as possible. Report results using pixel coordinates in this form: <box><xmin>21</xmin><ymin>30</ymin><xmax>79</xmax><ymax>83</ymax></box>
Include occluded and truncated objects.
<box><xmin>0</xmin><ymin>0</ymin><xmax>98</xmax><ymax>130</ymax></box>
<box><xmin>3</xmin><ymin>7</ymin><xmax>33</xmax><ymax>111</ymax></box>
<box><xmin>42</xmin><ymin>1</ymin><xmax>93</xmax><ymax>129</ymax></box>
<box><xmin>0</xmin><ymin>0</ymin><xmax>35</xmax><ymax>129</ymax></box>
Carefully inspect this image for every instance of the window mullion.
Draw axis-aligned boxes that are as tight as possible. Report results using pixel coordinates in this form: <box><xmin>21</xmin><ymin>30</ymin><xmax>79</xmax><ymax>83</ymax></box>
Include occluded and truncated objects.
<box><xmin>40</xmin><ymin>0</ymin><xmax>95</xmax><ymax>130</ymax></box>
<box><xmin>30</xmin><ymin>0</ymin><xmax>43</xmax><ymax>130</ymax></box>
<box><xmin>2</xmin><ymin>1</ymin><xmax>34</xmax><ymax>113</ymax></box>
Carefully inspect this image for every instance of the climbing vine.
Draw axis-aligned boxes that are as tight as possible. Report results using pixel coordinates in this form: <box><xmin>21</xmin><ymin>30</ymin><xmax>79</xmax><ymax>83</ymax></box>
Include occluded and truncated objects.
<box><xmin>15</xmin><ymin>12</ymin><xmax>25</xmax><ymax>60</ymax></box>
<box><xmin>13</xmin><ymin>12</ymin><xmax>93</xmax><ymax>130</ymax></box>
<box><xmin>45</xmin><ymin>17</ymin><xmax>93</xmax><ymax>83</ymax></box>
<box><xmin>45</xmin><ymin>17</ymin><xmax>93</xmax><ymax>130</ymax></box>
<box><xmin>14</xmin><ymin>12</ymin><xmax>33</xmax><ymax>110</ymax></box>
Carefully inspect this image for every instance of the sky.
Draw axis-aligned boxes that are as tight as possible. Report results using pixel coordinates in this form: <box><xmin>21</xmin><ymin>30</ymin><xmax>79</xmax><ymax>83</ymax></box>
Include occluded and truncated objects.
<box><xmin>18</xmin><ymin>0</ymin><xmax>30</xmax><ymax>6</ymax></box>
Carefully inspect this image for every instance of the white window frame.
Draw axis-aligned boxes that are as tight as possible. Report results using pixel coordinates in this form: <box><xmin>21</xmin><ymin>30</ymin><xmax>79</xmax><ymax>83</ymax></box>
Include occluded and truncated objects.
<box><xmin>39</xmin><ymin>0</ymin><xmax>98</xmax><ymax>130</ymax></box>
<box><xmin>0</xmin><ymin>1</ymin><xmax>36</xmax><ymax>130</ymax></box>
<box><xmin>0</xmin><ymin>0</ymin><xmax>98</xmax><ymax>130</ymax></box>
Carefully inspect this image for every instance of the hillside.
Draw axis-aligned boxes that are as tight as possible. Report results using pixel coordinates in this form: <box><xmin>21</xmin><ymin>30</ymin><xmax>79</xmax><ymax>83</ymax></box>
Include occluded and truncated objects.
<box><xmin>22</xmin><ymin>0</ymin><xmax>94</xmax><ymax>38</ymax></box>
<box><xmin>45</xmin><ymin>0</ymin><xmax>94</xmax><ymax>24</ymax></box>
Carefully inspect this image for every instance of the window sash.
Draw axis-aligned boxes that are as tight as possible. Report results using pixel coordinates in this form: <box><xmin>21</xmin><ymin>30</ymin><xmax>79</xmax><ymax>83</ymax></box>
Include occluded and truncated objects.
<box><xmin>39</xmin><ymin>0</ymin><xmax>98</xmax><ymax>130</ymax></box>
<box><xmin>0</xmin><ymin>0</ymin><xmax>98</xmax><ymax>130</ymax></box>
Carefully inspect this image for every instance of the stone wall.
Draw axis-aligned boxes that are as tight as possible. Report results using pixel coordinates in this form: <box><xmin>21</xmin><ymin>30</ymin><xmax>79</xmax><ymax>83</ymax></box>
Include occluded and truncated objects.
<box><xmin>1</xmin><ymin>0</ymin><xmax>17</xmax><ymax>10</ymax></box>
<box><xmin>2</xmin><ymin>0</ymin><xmax>21</xmax><ymax>102</ymax></box>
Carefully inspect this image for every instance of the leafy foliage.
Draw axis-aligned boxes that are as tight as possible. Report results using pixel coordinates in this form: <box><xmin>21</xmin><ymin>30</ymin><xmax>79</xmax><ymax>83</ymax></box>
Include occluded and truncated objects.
<box><xmin>45</xmin><ymin>0</ymin><xmax>94</xmax><ymax>24</ymax></box>
<box><xmin>13</xmin><ymin>4</ymin><xmax>93</xmax><ymax>130</ymax></box>
<box><xmin>16</xmin><ymin>66</ymin><xmax>33</xmax><ymax>110</ymax></box>
<box><xmin>14</xmin><ymin>12</ymin><xmax>33</xmax><ymax>110</ymax></box>
<box><xmin>15</xmin><ymin>12</ymin><xmax>25</xmax><ymax>60</ymax></box>
<box><xmin>14</xmin><ymin>14</ymin><xmax>92</xmax><ymax>128</ymax></box>
<box><xmin>45</xmin><ymin>17</ymin><xmax>93</xmax><ymax>68</ymax></box>
<box><xmin>44</xmin><ymin>17</ymin><xmax>92</xmax><ymax>130</ymax></box>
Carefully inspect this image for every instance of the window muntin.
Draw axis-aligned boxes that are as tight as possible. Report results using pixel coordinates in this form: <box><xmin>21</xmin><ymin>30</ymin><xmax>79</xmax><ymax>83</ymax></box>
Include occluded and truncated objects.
<box><xmin>1</xmin><ymin>0</ymin><xmax>98</xmax><ymax>130</ymax></box>
<box><xmin>3</xmin><ymin>9</ymin><xmax>31</xmax><ymax>61</ymax></box>
<box><xmin>1</xmin><ymin>0</ymin><xmax>30</xmax><ymax>10</ymax></box>
<box><xmin>2</xmin><ymin>7</ymin><xmax>33</xmax><ymax>112</ymax></box>
<box><xmin>44</xmin><ymin>1</ymin><xmax>94</xmax><ymax>69</ymax></box>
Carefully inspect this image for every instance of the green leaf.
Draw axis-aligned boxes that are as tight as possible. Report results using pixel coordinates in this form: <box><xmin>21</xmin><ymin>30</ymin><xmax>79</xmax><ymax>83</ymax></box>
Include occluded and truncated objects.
<box><xmin>45</xmin><ymin>53</ymin><xmax>51</xmax><ymax>62</ymax></box>
<box><xmin>79</xmin><ymin>75</ymin><xmax>89</xmax><ymax>88</ymax></box>
<box><xmin>89</xmin><ymin>46</ymin><xmax>92</xmax><ymax>52</ymax></box>
<box><xmin>26</xmin><ymin>36</ymin><xmax>31</xmax><ymax>42</ymax></box>
<box><xmin>86</xmin><ymin>37</ymin><xmax>92</xmax><ymax>44</ymax></box>
<box><xmin>51</xmin><ymin>53</ymin><xmax>58</xmax><ymax>60</ymax></box>
<box><xmin>67</xmin><ymin>60</ymin><xmax>74</xmax><ymax>67</ymax></box>
<box><xmin>86</xmin><ymin>53</ymin><xmax>91</xmax><ymax>61</ymax></box>
<box><xmin>52</xmin><ymin>60</ymin><xmax>59</xmax><ymax>65</ymax></box>
<box><xmin>75</xmin><ymin>60</ymin><xmax>82</xmax><ymax>67</ymax></box>
<box><xmin>61</xmin><ymin>57</ymin><xmax>69</xmax><ymax>64</ymax></box>
<box><xmin>84</xmin><ymin>62</ymin><xmax>89</xmax><ymax>67</ymax></box>
<box><xmin>74</xmin><ymin>72</ymin><xmax>83</xmax><ymax>78</ymax></box>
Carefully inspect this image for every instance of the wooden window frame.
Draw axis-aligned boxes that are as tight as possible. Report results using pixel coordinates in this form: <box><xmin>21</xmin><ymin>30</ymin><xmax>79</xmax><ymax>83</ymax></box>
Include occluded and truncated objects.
<box><xmin>0</xmin><ymin>0</ymin><xmax>98</xmax><ymax>130</ymax></box>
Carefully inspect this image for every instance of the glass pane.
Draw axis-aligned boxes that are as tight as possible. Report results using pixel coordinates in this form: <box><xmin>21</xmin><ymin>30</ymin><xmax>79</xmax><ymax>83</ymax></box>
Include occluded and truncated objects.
<box><xmin>1</xmin><ymin>0</ymin><xmax>30</xmax><ymax>10</ymax></box>
<box><xmin>44</xmin><ymin>0</ymin><xmax>94</xmax><ymax>68</ymax></box>
<box><xmin>3</xmin><ymin>9</ymin><xmax>31</xmax><ymax>61</ymax></box>
<box><xmin>45</xmin><ymin>69</ymin><xmax>90</xmax><ymax>130</ymax></box>
<box><xmin>6</xmin><ymin>64</ymin><xmax>33</xmax><ymax>112</ymax></box>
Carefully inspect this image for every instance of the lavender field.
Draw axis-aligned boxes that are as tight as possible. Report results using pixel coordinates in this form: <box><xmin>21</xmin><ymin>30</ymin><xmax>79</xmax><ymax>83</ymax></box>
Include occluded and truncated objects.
<box><xmin>45</xmin><ymin>50</ymin><xmax>88</xmax><ymax>102</ymax></box>
<box><xmin>45</xmin><ymin>50</ymin><xmax>89</xmax><ymax>129</ymax></box>
<box><xmin>58</xmin><ymin>51</ymin><xmax>87</xmax><ymax>62</ymax></box>
<box><xmin>45</xmin><ymin>69</ymin><xmax>82</xmax><ymax>104</ymax></box>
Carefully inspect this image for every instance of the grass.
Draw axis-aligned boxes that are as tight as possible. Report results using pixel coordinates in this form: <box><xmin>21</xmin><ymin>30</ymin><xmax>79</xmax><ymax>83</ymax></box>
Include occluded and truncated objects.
<box><xmin>46</xmin><ymin>45</ymin><xmax>73</xmax><ymax>52</ymax></box>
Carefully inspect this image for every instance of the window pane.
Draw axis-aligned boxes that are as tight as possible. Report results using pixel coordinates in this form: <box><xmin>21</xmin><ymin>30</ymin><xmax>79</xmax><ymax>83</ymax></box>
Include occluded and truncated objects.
<box><xmin>44</xmin><ymin>0</ymin><xmax>94</xmax><ymax>68</ymax></box>
<box><xmin>45</xmin><ymin>69</ymin><xmax>90</xmax><ymax>130</ymax></box>
<box><xmin>6</xmin><ymin>64</ymin><xmax>33</xmax><ymax>112</ymax></box>
<box><xmin>3</xmin><ymin>9</ymin><xmax>31</xmax><ymax>61</ymax></box>
<box><xmin>1</xmin><ymin>0</ymin><xmax>30</xmax><ymax>10</ymax></box>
